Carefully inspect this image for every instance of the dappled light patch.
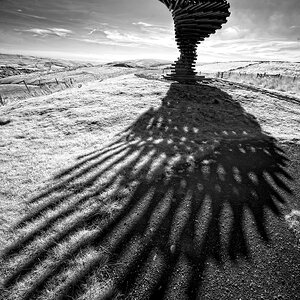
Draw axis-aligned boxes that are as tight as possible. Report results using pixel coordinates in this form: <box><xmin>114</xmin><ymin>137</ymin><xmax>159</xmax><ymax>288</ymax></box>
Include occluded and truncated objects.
<box><xmin>285</xmin><ymin>210</ymin><xmax>300</xmax><ymax>245</ymax></box>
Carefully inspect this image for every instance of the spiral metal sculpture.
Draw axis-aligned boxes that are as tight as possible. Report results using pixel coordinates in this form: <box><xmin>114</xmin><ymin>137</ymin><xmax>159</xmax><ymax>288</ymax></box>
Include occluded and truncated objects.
<box><xmin>159</xmin><ymin>0</ymin><xmax>231</xmax><ymax>83</ymax></box>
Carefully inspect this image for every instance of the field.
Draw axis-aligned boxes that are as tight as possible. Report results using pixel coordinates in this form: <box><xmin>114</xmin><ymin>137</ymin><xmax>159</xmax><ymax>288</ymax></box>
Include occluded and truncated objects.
<box><xmin>196</xmin><ymin>61</ymin><xmax>300</xmax><ymax>97</ymax></box>
<box><xmin>0</xmin><ymin>54</ymin><xmax>153</xmax><ymax>103</ymax></box>
<box><xmin>0</xmin><ymin>54</ymin><xmax>300</xmax><ymax>300</ymax></box>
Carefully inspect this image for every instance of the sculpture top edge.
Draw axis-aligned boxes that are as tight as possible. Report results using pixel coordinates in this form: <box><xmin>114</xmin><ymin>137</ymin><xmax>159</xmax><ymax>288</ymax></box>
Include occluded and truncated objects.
<box><xmin>159</xmin><ymin>0</ymin><xmax>230</xmax><ymax>9</ymax></box>
<box><xmin>159</xmin><ymin>0</ymin><xmax>229</xmax><ymax>4</ymax></box>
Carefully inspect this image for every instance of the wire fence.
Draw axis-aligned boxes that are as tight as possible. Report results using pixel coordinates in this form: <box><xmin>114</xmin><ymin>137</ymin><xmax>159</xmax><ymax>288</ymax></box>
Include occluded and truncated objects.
<box><xmin>0</xmin><ymin>77</ymin><xmax>77</xmax><ymax>104</ymax></box>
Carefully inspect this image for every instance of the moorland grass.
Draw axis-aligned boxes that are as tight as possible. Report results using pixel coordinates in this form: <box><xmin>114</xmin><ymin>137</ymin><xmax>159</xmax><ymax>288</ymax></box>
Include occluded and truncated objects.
<box><xmin>0</xmin><ymin>75</ymin><xmax>299</xmax><ymax>300</ymax></box>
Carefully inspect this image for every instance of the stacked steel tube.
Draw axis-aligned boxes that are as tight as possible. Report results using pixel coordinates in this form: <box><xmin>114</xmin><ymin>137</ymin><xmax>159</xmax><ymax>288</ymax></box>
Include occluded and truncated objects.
<box><xmin>159</xmin><ymin>0</ymin><xmax>230</xmax><ymax>84</ymax></box>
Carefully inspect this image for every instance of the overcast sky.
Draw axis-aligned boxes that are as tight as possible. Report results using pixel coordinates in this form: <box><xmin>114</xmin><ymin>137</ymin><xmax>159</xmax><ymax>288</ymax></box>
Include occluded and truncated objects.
<box><xmin>0</xmin><ymin>0</ymin><xmax>299</xmax><ymax>62</ymax></box>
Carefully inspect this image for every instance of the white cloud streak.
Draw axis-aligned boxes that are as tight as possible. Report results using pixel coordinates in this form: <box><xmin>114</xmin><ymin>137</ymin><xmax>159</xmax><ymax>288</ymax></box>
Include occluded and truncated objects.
<box><xmin>132</xmin><ymin>22</ymin><xmax>153</xmax><ymax>27</ymax></box>
<box><xmin>78</xmin><ymin>22</ymin><xmax>175</xmax><ymax>49</ymax></box>
<box><xmin>16</xmin><ymin>28</ymin><xmax>73</xmax><ymax>37</ymax></box>
<box><xmin>88</xmin><ymin>29</ymin><xmax>97</xmax><ymax>35</ymax></box>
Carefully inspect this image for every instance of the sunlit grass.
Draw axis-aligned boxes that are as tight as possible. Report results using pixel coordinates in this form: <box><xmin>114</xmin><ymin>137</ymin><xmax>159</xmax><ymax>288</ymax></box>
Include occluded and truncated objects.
<box><xmin>1</xmin><ymin>66</ymin><xmax>299</xmax><ymax>299</ymax></box>
<box><xmin>221</xmin><ymin>72</ymin><xmax>300</xmax><ymax>96</ymax></box>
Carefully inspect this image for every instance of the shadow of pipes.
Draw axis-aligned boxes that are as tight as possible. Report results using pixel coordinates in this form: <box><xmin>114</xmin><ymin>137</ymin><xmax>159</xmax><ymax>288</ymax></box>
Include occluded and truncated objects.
<box><xmin>1</xmin><ymin>83</ymin><xmax>293</xmax><ymax>300</ymax></box>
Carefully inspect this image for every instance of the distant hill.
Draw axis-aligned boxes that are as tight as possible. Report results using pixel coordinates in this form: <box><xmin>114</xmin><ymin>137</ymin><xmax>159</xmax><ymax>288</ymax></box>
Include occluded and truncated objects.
<box><xmin>196</xmin><ymin>60</ymin><xmax>300</xmax><ymax>77</ymax></box>
<box><xmin>106</xmin><ymin>59</ymin><xmax>172</xmax><ymax>69</ymax></box>
<box><xmin>0</xmin><ymin>53</ymin><xmax>95</xmax><ymax>76</ymax></box>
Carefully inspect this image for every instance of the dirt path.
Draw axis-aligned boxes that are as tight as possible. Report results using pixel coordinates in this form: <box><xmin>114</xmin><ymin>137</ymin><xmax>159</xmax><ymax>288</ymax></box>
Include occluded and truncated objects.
<box><xmin>1</xmin><ymin>74</ymin><xmax>300</xmax><ymax>299</ymax></box>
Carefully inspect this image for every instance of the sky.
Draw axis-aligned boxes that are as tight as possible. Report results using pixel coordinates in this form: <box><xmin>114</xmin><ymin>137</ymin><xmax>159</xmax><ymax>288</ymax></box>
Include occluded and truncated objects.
<box><xmin>0</xmin><ymin>0</ymin><xmax>299</xmax><ymax>63</ymax></box>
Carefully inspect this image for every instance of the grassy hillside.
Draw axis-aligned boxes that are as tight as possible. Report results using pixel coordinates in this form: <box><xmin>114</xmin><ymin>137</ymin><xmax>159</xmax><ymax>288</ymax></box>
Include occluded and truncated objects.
<box><xmin>196</xmin><ymin>61</ymin><xmax>300</xmax><ymax>97</ymax></box>
<box><xmin>0</xmin><ymin>54</ymin><xmax>149</xmax><ymax>102</ymax></box>
<box><xmin>0</xmin><ymin>71</ymin><xmax>300</xmax><ymax>299</ymax></box>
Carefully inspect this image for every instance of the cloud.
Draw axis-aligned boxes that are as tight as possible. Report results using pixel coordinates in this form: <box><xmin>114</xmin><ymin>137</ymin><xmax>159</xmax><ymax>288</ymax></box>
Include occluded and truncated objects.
<box><xmin>78</xmin><ymin>21</ymin><xmax>174</xmax><ymax>49</ymax></box>
<box><xmin>50</xmin><ymin>28</ymin><xmax>73</xmax><ymax>37</ymax></box>
<box><xmin>103</xmin><ymin>29</ymin><xmax>174</xmax><ymax>48</ymax></box>
<box><xmin>226</xmin><ymin>0</ymin><xmax>300</xmax><ymax>40</ymax></box>
<box><xmin>22</xmin><ymin>28</ymin><xmax>51</xmax><ymax>36</ymax></box>
<box><xmin>16</xmin><ymin>12</ymin><xmax>47</xmax><ymax>20</ymax></box>
<box><xmin>132</xmin><ymin>21</ymin><xmax>171</xmax><ymax>34</ymax></box>
<box><xmin>2</xmin><ymin>0</ymin><xmax>299</xmax><ymax>62</ymax></box>
<box><xmin>132</xmin><ymin>22</ymin><xmax>153</xmax><ymax>27</ymax></box>
<box><xmin>16</xmin><ymin>28</ymin><xmax>73</xmax><ymax>37</ymax></box>
<box><xmin>198</xmin><ymin>38</ymin><xmax>300</xmax><ymax>62</ymax></box>
<box><xmin>1</xmin><ymin>9</ymin><xmax>48</xmax><ymax>20</ymax></box>
<box><xmin>86</xmin><ymin>28</ymin><xmax>110</xmax><ymax>37</ymax></box>
<box><xmin>74</xmin><ymin>37</ymin><xmax>138</xmax><ymax>48</ymax></box>
<box><xmin>219</xmin><ymin>26</ymin><xmax>250</xmax><ymax>39</ymax></box>
<box><xmin>88</xmin><ymin>29</ymin><xmax>97</xmax><ymax>35</ymax></box>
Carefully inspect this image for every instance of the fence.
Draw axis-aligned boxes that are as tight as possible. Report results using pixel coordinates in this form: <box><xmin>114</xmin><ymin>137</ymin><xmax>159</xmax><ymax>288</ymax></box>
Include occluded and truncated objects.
<box><xmin>215</xmin><ymin>71</ymin><xmax>298</xmax><ymax>82</ymax></box>
<box><xmin>213</xmin><ymin>71</ymin><xmax>299</xmax><ymax>95</ymax></box>
<box><xmin>0</xmin><ymin>77</ymin><xmax>76</xmax><ymax>104</ymax></box>
<box><xmin>0</xmin><ymin>94</ymin><xmax>5</xmax><ymax>105</ymax></box>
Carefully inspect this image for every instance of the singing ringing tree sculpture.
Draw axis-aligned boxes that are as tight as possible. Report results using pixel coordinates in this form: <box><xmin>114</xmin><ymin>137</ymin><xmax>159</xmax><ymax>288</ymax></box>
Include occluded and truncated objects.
<box><xmin>159</xmin><ymin>0</ymin><xmax>231</xmax><ymax>84</ymax></box>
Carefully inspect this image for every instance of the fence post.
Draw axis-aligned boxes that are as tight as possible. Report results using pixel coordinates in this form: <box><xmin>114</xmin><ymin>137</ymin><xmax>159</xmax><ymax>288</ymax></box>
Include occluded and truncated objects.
<box><xmin>23</xmin><ymin>80</ymin><xmax>30</xmax><ymax>92</ymax></box>
<box><xmin>55</xmin><ymin>78</ymin><xmax>59</xmax><ymax>85</ymax></box>
<box><xmin>0</xmin><ymin>94</ymin><xmax>4</xmax><ymax>105</ymax></box>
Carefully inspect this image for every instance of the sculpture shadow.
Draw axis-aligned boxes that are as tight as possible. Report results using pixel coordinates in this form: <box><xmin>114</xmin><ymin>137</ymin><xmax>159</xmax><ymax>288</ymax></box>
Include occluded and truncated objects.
<box><xmin>1</xmin><ymin>83</ymin><xmax>292</xmax><ymax>300</ymax></box>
